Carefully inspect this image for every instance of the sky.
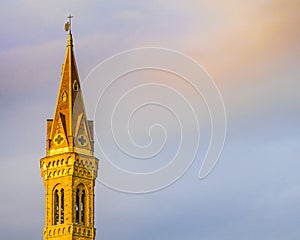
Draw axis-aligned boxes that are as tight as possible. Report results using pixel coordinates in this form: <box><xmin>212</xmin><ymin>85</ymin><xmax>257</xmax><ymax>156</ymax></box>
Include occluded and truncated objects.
<box><xmin>0</xmin><ymin>0</ymin><xmax>300</xmax><ymax>239</ymax></box>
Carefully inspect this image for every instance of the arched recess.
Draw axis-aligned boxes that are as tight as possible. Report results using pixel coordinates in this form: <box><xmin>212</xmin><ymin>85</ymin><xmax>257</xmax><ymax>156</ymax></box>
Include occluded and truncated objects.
<box><xmin>52</xmin><ymin>184</ymin><xmax>65</xmax><ymax>225</ymax></box>
<box><xmin>75</xmin><ymin>183</ymin><xmax>88</xmax><ymax>225</ymax></box>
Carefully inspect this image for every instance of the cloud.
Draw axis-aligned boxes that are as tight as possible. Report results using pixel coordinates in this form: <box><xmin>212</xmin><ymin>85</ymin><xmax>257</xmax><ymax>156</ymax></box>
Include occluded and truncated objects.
<box><xmin>115</xmin><ymin>9</ymin><xmax>144</xmax><ymax>21</ymax></box>
<box><xmin>175</xmin><ymin>0</ymin><xmax>300</xmax><ymax>76</ymax></box>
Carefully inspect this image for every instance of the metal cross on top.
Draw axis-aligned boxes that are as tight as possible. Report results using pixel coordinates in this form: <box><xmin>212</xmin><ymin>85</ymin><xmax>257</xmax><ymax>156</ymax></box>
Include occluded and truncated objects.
<box><xmin>64</xmin><ymin>14</ymin><xmax>73</xmax><ymax>33</ymax></box>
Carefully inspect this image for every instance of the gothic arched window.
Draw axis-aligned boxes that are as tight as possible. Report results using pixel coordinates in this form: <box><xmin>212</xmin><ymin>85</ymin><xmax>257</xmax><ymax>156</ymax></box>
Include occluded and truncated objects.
<box><xmin>61</xmin><ymin>189</ymin><xmax>64</xmax><ymax>224</ymax></box>
<box><xmin>53</xmin><ymin>186</ymin><xmax>64</xmax><ymax>225</ymax></box>
<box><xmin>73</xmin><ymin>80</ymin><xmax>79</xmax><ymax>91</ymax></box>
<box><xmin>61</xmin><ymin>91</ymin><xmax>67</xmax><ymax>102</ymax></box>
<box><xmin>75</xmin><ymin>184</ymin><xmax>86</xmax><ymax>225</ymax></box>
<box><xmin>76</xmin><ymin>189</ymin><xmax>79</xmax><ymax>224</ymax></box>
<box><xmin>54</xmin><ymin>189</ymin><xmax>59</xmax><ymax>225</ymax></box>
<box><xmin>81</xmin><ymin>190</ymin><xmax>85</xmax><ymax>224</ymax></box>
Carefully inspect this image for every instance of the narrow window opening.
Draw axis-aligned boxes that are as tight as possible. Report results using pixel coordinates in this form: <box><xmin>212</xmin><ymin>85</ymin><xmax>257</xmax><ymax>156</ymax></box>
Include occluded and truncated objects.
<box><xmin>53</xmin><ymin>187</ymin><xmax>65</xmax><ymax>225</ymax></box>
<box><xmin>61</xmin><ymin>91</ymin><xmax>67</xmax><ymax>102</ymax></box>
<box><xmin>75</xmin><ymin>185</ymin><xmax>86</xmax><ymax>225</ymax></box>
<box><xmin>73</xmin><ymin>81</ymin><xmax>79</xmax><ymax>91</ymax></box>
<box><xmin>75</xmin><ymin>189</ymin><xmax>80</xmax><ymax>224</ymax></box>
<box><xmin>81</xmin><ymin>190</ymin><xmax>85</xmax><ymax>224</ymax></box>
<box><xmin>61</xmin><ymin>189</ymin><xmax>64</xmax><ymax>224</ymax></box>
<box><xmin>54</xmin><ymin>190</ymin><xmax>59</xmax><ymax>225</ymax></box>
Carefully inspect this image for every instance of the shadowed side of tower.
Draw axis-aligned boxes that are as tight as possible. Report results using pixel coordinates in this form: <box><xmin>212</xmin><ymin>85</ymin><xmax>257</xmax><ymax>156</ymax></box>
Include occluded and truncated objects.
<box><xmin>40</xmin><ymin>21</ymin><xmax>99</xmax><ymax>240</ymax></box>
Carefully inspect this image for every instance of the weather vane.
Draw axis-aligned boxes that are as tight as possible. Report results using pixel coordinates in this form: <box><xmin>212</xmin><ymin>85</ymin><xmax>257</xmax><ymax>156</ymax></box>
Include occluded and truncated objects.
<box><xmin>64</xmin><ymin>14</ymin><xmax>73</xmax><ymax>34</ymax></box>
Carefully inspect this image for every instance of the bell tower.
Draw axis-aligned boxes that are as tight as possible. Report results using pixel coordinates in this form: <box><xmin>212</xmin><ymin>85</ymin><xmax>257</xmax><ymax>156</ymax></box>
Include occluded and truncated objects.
<box><xmin>40</xmin><ymin>17</ymin><xmax>99</xmax><ymax>240</ymax></box>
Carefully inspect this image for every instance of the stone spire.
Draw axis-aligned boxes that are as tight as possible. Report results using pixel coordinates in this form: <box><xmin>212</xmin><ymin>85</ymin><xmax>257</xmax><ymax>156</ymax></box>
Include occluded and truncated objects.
<box><xmin>46</xmin><ymin>31</ymin><xmax>94</xmax><ymax>156</ymax></box>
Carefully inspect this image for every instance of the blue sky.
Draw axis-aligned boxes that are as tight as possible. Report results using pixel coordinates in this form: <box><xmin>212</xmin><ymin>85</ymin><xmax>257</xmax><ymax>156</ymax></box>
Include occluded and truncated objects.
<box><xmin>0</xmin><ymin>1</ymin><xmax>299</xmax><ymax>239</ymax></box>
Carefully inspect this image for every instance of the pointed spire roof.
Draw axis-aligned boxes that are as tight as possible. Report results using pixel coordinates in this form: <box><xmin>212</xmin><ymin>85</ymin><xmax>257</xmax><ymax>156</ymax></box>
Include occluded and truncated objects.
<box><xmin>46</xmin><ymin>31</ymin><xmax>94</xmax><ymax>156</ymax></box>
